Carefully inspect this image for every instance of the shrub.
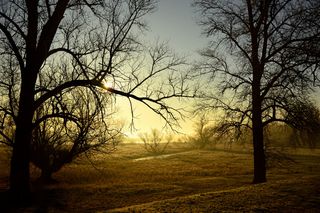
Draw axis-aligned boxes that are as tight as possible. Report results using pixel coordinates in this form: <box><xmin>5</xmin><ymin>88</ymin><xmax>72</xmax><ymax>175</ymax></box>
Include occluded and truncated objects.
<box><xmin>139</xmin><ymin>129</ymin><xmax>172</xmax><ymax>155</ymax></box>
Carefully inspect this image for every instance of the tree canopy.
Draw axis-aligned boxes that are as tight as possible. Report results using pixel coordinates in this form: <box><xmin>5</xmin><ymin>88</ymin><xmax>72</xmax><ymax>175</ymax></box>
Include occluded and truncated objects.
<box><xmin>0</xmin><ymin>0</ymin><xmax>196</xmax><ymax>202</ymax></box>
<box><xmin>194</xmin><ymin>0</ymin><xmax>320</xmax><ymax>183</ymax></box>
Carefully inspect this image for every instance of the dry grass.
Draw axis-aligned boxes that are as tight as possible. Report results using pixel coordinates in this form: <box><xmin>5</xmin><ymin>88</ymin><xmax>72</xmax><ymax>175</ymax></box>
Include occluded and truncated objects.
<box><xmin>108</xmin><ymin>175</ymin><xmax>320</xmax><ymax>213</ymax></box>
<box><xmin>0</xmin><ymin>143</ymin><xmax>319</xmax><ymax>212</ymax></box>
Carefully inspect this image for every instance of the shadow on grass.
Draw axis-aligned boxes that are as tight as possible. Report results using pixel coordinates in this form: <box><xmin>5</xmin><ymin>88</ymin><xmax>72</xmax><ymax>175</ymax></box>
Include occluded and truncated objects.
<box><xmin>0</xmin><ymin>186</ymin><xmax>66</xmax><ymax>212</ymax></box>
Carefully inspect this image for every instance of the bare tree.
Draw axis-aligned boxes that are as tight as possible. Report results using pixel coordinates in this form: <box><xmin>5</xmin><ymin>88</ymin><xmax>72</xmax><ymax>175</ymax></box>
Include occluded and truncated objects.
<box><xmin>285</xmin><ymin>99</ymin><xmax>320</xmax><ymax>148</ymax></box>
<box><xmin>189</xmin><ymin>115</ymin><xmax>216</xmax><ymax>149</ymax></box>
<box><xmin>139</xmin><ymin>128</ymin><xmax>172</xmax><ymax>155</ymax></box>
<box><xmin>193</xmin><ymin>0</ymin><xmax>320</xmax><ymax>183</ymax></box>
<box><xmin>31</xmin><ymin>87</ymin><xmax>123</xmax><ymax>182</ymax></box>
<box><xmin>0</xmin><ymin>0</ymin><xmax>196</xmax><ymax>202</ymax></box>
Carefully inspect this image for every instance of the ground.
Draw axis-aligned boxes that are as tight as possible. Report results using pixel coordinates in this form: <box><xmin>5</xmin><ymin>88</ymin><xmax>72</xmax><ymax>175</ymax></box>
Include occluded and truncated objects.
<box><xmin>0</xmin><ymin>142</ymin><xmax>319</xmax><ymax>212</ymax></box>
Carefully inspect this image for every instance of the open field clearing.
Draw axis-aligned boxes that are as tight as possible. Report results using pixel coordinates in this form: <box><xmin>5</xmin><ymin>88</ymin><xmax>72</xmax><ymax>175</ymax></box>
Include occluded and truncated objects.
<box><xmin>0</xmin><ymin>143</ymin><xmax>319</xmax><ymax>212</ymax></box>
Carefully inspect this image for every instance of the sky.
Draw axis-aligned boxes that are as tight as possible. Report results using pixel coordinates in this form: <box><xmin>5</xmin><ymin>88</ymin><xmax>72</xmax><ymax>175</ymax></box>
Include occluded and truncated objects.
<box><xmin>117</xmin><ymin>0</ymin><xmax>208</xmax><ymax>138</ymax></box>
<box><xmin>117</xmin><ymin>0</ymin><xmax>320</xmax><ymax>139</ymax></box>
<box><xmin>145</xmin><ymin>0</ymin><xmax>207</xmax><ymax>56</ymax></box>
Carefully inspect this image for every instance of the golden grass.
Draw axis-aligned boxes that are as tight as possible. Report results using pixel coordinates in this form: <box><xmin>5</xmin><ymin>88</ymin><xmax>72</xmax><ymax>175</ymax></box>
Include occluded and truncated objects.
<box><xmin>0</xmin><ymin>143</ymin><xmax>319</xmax><ymax>212</ymax></box>
<box><xmin>108</xmin><ymin>175</ymin><xmax>320</xmax><ymax>213</ymax></box>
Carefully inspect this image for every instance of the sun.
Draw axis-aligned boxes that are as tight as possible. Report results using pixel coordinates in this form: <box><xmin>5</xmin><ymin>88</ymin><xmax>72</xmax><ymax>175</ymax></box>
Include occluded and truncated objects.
<box><xmin>102</xmin><ymin>80</ymin><xmax>113</xmax><ymax>89</ymax></box>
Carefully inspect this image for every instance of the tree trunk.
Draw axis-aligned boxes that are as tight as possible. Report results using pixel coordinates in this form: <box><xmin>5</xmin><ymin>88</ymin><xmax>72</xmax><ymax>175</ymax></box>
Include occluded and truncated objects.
<box><xmin>252</xmin><ymin>72</ymin><xmax>267</xmax><ymax>184</ymax></box>
<box><xmin>252</xmin><ymin>110</ymin><xmax>266</xmax><ymax>183</ymax></box>
<box><xmin>9</xmin><ymin>77</ymin><xmax>35</xmax><ymax>204</ymax></box>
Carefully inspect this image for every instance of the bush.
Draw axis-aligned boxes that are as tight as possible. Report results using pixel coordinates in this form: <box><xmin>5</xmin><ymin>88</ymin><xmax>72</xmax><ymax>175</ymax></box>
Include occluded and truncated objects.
<box><xmin>188</xmin><ymin>115</ymin><xmax>217</xmax><ymax>149</ymax></box>
<box><xmin>31</xmin><ymin>116</ymin><xmax>122</xmax><ymax>182</ymax></box>
<box><xmin>30</xmin><ymin>88</ymin><xmax>123</xmax><ymax>182</ymax></box>
<box><xmin>139</xmin><ymin>129</ymin><xmax>172</xmax><ymax>155</ymax></box>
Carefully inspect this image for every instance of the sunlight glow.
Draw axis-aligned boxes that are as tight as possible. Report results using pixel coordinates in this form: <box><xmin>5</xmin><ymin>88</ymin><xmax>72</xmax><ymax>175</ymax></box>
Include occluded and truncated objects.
<box><xmin>102</xmin><ymin>80</ymin><xmax>113</xmax><ymax>90</ymax></box>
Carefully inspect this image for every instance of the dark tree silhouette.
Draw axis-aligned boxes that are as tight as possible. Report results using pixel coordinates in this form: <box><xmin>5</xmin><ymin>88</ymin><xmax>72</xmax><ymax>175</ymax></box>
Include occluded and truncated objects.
<box><xmin>31</xmin><ymin>87</ymin><xmax>123</xmax><ymax>182</ymax></box>
<box><xmin>193</xmin><ymin>0</ymin><xmax>320</xmax><ymax>183</ymax></box>
<box><xmin>0</xmin><ymin>0</ymin><xmax>195</xmax><ymax>203</ymax></box>
<box><xmin>189</xmin><ymin>115</ymin><xmax>216</xmax><ymax>149</ymax></box>
<box><xmin>139</xmin><ymin>128</ymin><xmax>172</xmax><ymax>155</ymax></box>
<box><xmin>285</xmin><ymin>99</ymin><xmax>320</xmax><ymax>148</ymax></box>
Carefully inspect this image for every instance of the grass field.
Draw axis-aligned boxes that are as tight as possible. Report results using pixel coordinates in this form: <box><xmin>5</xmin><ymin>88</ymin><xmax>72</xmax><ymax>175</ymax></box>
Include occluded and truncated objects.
<box><xmin>0</xmin><ymin>142</ymin><xmax>319</xmax><ymax>212</ymax></box>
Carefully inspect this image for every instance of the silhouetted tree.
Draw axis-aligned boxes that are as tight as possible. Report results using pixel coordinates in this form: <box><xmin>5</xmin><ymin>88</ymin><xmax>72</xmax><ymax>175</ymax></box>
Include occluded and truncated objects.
<box><xmin>193</xmin><ymin>0</ymin><xmax>320</xmax><ymax>183</ymax></box>
<box><xmin>189</xmin><ymin>115</ymin><xmax>216</xmax><ymax>149</ymax></box>
<box><xmin>0</xmin><ymin>0</ymin><xmax>195</xmax><ymax>203</ymax></box>
<box><xmin>31</xmin><ymin>87</ymin><xmax>123</xmax><ymax>182</ymax></box>
<box><xmin>139</xmin><ymin>128</ymin><xmax>172</xmax><ymax>155</ymax></box>
<box><xmin>285</xmin><ymin>99</ymin><xmax>320</xmax><ymax>148</ymax></box>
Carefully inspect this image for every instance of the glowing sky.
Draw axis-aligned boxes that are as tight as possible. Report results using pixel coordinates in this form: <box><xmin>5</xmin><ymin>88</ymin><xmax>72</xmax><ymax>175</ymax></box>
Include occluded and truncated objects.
<box><xmin>115</xmin><ymin>0</ymin><xmax>320</xmax><ymax>139</ymax></box>
<box><xmin>117</xmin><ymin>0</ymin><xmax>208</xmax><ymax>138</ymax></box>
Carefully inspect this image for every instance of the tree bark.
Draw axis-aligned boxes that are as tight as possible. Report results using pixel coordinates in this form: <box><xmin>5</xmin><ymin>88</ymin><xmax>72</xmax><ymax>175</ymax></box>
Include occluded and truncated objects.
<box><xmin>252</xmin><ymin>68</ymin><xmax>267</xmax><ymax>184</ymax></box>
<box><xmin>252</xmin><ymin>104</ymin><xmax>266</xmax><ymax>183</ymax></box>
<box><xmin>9</xmin><ymin>73</ymin><xmax>36</xmax><ymax>204</ymax></box>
